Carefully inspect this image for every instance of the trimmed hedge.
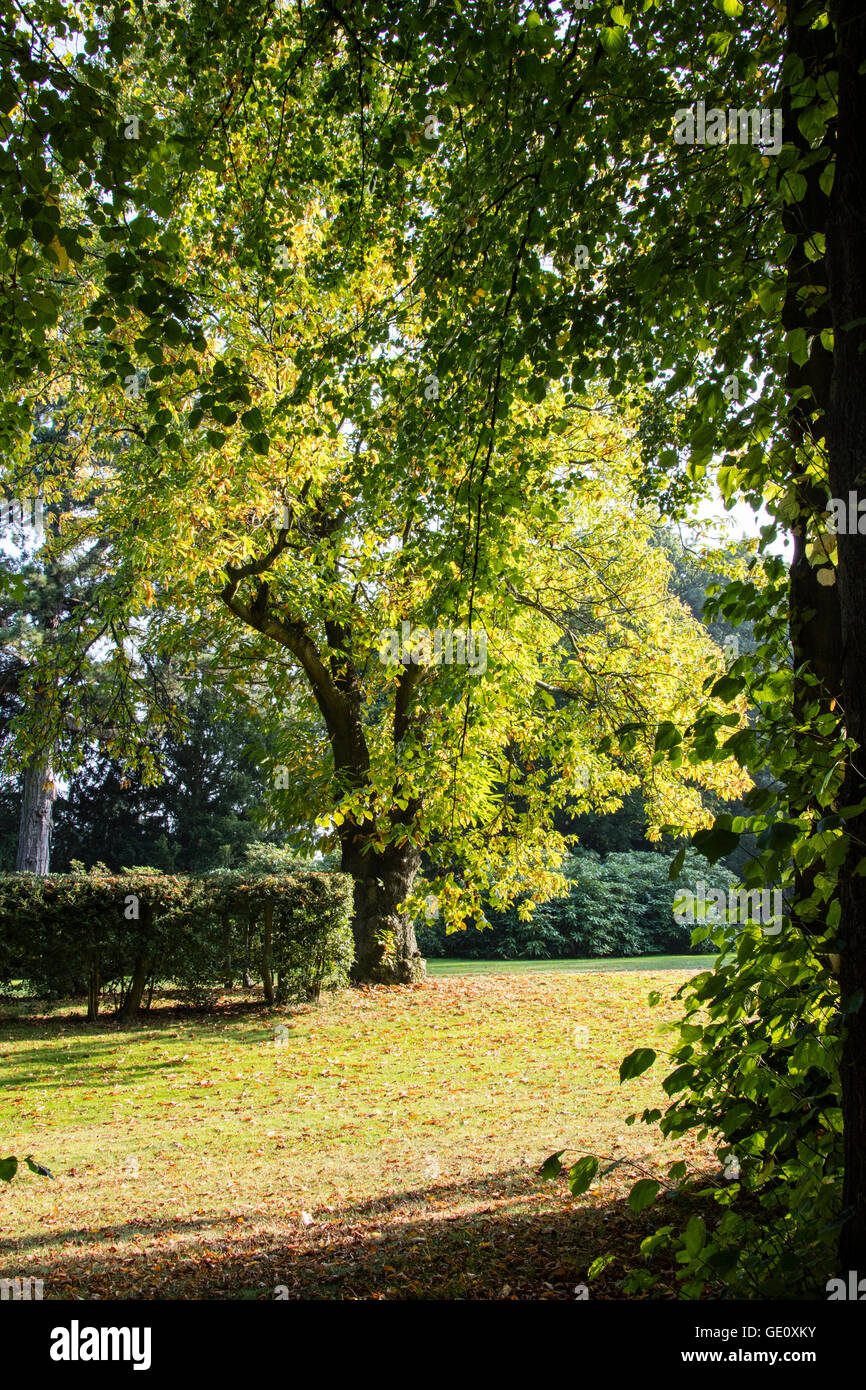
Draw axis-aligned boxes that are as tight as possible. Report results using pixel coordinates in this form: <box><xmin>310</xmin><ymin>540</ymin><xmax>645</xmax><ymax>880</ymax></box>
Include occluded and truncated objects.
<box><xmin>0</xmin><ymin>868</ymin><xmax>354</xmax><ymax>1018</ymax></box>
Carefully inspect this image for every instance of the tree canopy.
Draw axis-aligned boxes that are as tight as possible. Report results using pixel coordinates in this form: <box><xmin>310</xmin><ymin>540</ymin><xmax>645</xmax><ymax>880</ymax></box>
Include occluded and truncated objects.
<box><xmin>3</xmin><ymin>0</ymin><xmax>866</xmax><ymax>1284</ymax></box>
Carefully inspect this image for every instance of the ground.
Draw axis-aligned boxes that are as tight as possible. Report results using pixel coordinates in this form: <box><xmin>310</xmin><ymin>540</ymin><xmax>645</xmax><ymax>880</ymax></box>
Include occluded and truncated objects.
<box><xmin>1</xmin><ymin>963</ymin><xmax>720</xmax><ymax>1300</ymax></box>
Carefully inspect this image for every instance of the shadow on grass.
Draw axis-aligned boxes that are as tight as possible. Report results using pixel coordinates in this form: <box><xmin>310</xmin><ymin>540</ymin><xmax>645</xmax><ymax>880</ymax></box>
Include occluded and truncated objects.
<box><xmin>0</xmin><ymin>1163</ymin><xmax>723</xmax><ymax>1301</ymax></box>
<box><xmin>0</xmin><ymin>995</ymin><xmax>319</xmax><ymax>1087</ymax></box>
<box><xmin>0</xmin><ymin>989</ymin><xmax>315</xmax><ymax>1030</ymax></box>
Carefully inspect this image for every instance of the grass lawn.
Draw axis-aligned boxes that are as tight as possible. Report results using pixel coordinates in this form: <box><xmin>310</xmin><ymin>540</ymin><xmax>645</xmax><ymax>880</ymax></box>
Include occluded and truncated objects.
<box><xmin>0</xmin><ymin>969</ymin><xmax>718</xmax><ymax>1300</ymax></box>
<box><xmin>427</xmin><ymin>955</ymin><xmax>716</xmax><ymax>977</ymax></box>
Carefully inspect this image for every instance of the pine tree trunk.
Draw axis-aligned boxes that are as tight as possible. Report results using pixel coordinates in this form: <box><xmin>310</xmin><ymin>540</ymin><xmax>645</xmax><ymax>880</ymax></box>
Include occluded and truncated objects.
<box><xmin>341</xmin><ymin>836</ymin><xmax>426</xmax><ymax>984</ymax></box>
<box><xmin>16</xmin><ymin>757</ymin><xmax>55</xmax><ymax>874</ymax></box>
<box><xmin>826</xmin><ymin>0</ymin><xmax>866</xmax><ymax>1271</ymax></box>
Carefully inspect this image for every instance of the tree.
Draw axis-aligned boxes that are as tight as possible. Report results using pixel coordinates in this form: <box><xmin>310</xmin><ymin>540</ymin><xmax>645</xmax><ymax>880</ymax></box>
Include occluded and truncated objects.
<box><xmin>8</xmin><ymin>0</ymin><xmax>866</xmax><ymax>1275</ymax></box>
<box><xmin>0</xmin><ymin>404</ymin><xmax>175</xmax><ymax>872</ymax></box>
<box><xmin>7</xmin><ymin>13</ymin><xmax>747</xmax><ymax>984</ymax></box>
<box><xmin>824</xmin><ymin>0</ymin><xmax>866</xmax><ymax>1271</ymax></box>
<box><xmin>50</xmin><ymin>680</ymin><xmax>285</xmax><ymax>872</ymax></box>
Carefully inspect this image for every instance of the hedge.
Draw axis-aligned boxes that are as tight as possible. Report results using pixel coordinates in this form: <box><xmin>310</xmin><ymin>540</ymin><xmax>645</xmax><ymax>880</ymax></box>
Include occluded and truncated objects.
<box><xmin>0</xmin><ymin>868</ymin><xmax>354</xmax><ymax>1019</ymax></box>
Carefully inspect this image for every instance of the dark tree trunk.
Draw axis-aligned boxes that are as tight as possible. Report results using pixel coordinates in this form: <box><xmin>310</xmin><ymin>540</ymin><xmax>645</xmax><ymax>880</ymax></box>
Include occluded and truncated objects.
<box><xmin>219</xmin><ymin>487</ymin><xmax>429</xmax><ymax>988</ymax></box>
<box><xmin>118</xmin><ymin>906</ymin><xmax>154</xmax><ymax>1028</ymax></box>
<box><xmin>16</xmin><ymin>756</ymin><xmax>55</xmax><ymax>874</ymax></box>
<box><xmin>341</xmin><ymin>836</ymin><xmax>425</xmax><ymax>985</ymax></box>
<box><xmin>261</xmin><ymin>900</ymin><xmax>275</xmax><ymax>1004</ymax></box>
<box><xmin>781</xmin><ymin>5</ymin><xmax>843</xmax><ymax>958</ymax></box>
<box><xmin>826</xmin><ymin>0</ymin><xmax>866</xmax><ymax>1272</ymax></box>
<box><xmin>243</xmin><ymin>921</ymin><xmax>254</xmax><ymax>988</ymax></box>
<box><xmin>221</xmin><ymin>912</ymin><xmax>233</xmax><ymax>988</ymax></box>
<box><xmin>86</xmin><ymin>965</ymin><xmax>100</xmax><ymax>1022</ymax></box>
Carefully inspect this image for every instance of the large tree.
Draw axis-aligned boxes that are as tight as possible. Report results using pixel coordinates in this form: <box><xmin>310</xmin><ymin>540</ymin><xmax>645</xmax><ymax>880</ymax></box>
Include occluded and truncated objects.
<box><xmin>6</xmin><ymin>0</ymin><xmax>866</xmax><ymax>1274</ymax></box>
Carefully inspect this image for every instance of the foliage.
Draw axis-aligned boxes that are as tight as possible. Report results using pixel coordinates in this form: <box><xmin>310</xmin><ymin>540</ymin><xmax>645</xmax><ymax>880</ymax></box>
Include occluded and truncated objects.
<box><xmin>0</xmin><ymin>867</ymin><xmax>353</xmax><ymax>1013</ymax></box>
<box><xmin>0</xmin><ymin>1154</ymin><xmax>54</xmax><ymax>1183</ymax></box>
<box><xmin>619</xmin><ymin>918</ymin><xmax>843</xmax><ymax>1299</ymax></box>
<box><xmin>418</xmin><ymin>848</ymin><xmax>735</xmax><ymax>960</ymax></box>
<box><xmin>3</xmin><ymin>0</ymin><xmax>862</xmax><ymax>1280</ymax></box>
<box><xmin>1</xmin><ymin>4</ymin><xmax>752</xmax><ymax>952</ymax></box>
<box><xmin>49</xmin><ymin>684</ymin><xmax>288</xmax><ymax>873</ymax></box>
<box><xmin>545</xmin><ymin>536</ymin><xmax>849</xmax><ymax>1293</ymax></box>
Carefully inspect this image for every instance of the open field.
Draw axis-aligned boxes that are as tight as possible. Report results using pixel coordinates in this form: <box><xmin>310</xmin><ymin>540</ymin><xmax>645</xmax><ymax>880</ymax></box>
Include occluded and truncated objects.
<box><xmin>426</xmin><ymin>955</ymin><xmax>716</xmax><ymax>977</ymax></box>
<box><xmin>1</xmin><ymin>969</ymin><xmax>718</xmax><ymax>1300</ymax></box>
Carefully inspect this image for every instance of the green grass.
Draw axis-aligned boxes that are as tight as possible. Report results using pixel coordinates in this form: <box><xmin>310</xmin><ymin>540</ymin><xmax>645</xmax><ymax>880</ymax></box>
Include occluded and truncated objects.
<box><xmin>426</xmin><ymin>955</ymin><xmax>716</xmax><ymax>977</ymax></box>
<box><xmin>1</xmin><ymin>971</ymin><xmax>717</xmax><ymax>1300</ymax></box>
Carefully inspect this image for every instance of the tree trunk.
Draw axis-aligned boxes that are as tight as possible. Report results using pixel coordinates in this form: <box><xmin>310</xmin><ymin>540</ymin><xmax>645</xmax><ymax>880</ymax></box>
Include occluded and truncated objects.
<box><xmin>826</xmin><ymin>0</ymin><xmax>866</xmax><ymax>1272</ymax></box>
<box><xmin>16</xmin><ymin>756</ymin><xmax>55</xmax><ymax>874</ymax></box>
<box><xmin>341</xmin><ymin>836</ymin><xmax>426</xmax><ymax>984</ymax></box>
<box><xmin>243</xmin><ymin>921</ymin><xmax>254</xmax><ymax>988</ymax></box>
<box><xmin>781</xmin><ymin>4</ymin><xmax>843</xmax><ymax>961</ymax></box>
<box><xmin>221</xmin><ymin>912</ymin><xmax>233</xmax><ymax>988</ymax></box>
<box><xmin>261</xmin><ymin>900</ymin><xmax>275</xmax><ymax>1004</ymax></box>
<box><xmin>118</xmin><ymin>907</ymin><xmax>154</xmax><ymax>1022</ymax></box>
<box><xmin>118</xmin><ymin>952</ymin><xmax>151</xmax><ymax>1021</ymax></box>
<box><xmin>86</xmin><ymin>965</ymin><xmax>100</xmax><ymax>1022</ymax></box>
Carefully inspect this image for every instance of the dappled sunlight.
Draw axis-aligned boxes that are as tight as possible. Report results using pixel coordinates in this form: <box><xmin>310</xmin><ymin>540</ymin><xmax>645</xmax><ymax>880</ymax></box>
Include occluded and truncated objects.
<box><xmin>2</xmin><ymin>972</ymin><xmax>715</xmax><ymax>1299</ymax></box>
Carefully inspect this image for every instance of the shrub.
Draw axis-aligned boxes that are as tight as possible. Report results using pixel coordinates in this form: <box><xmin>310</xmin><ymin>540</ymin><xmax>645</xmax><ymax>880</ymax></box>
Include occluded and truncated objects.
<box><xmin>0</xmin><ymin>867</ymin><xmax>354</xmax><ymax>1017</ymax></box>
<box><xmin>416</xmin><ymin>848</ymin><xmax>736</xmax><ymax>959</ymax></box>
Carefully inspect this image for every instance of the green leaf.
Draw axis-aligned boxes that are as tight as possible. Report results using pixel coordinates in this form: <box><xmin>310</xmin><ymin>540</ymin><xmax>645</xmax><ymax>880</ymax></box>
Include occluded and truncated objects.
<box><xmin>599</xmin><ymin>26</ymin><xmax>626</xmax><ymax>56</ymax></box>
<box><xmin>539</xmin><ymin>1149</ymin><xmax>564</xmax><ymax>1180</ymax></box>
<box><xmin>684</xmin><ymin>1214</ymin><xmax>706</xmax><ymax>1257</ymax></box>
<box><xmin>654</xmin><ymin>720</ymin><xmax>682</xmax><ymax>752</ymax></box>
<box><xmin>692</xmin><ymin>826</ymin><xmax>740</xmax><ymax>863</ymax></box>
<box><xmin>662</xmin><ymin>1063</ymin><xmax>696</xmax><ymax>1096</ymax></box>
<box><xmin>785</xmin><ymin>326</ymin><xmax>810</xmax><ymax>365</ymax></box>
<box><xmin>710</xmin><ymin>674</ymin><xmax>744</xmax><ymax>702</ymax></box>
<box><xmin>25</xmin><ymin>1155</ymin><xmax>54</xmax><ymax>1178</ymax></box>
<box><xmin>628</xmin><ymin>1178</ymin><xmax>661</xmax><ymax>1213</ymax></box>
<box><xmin>620</xmin><ymin>1047</ymin><xmax>656</xmax><ymax>1082</ymax></box>
<box><xmin>783</xmin><ymin>171</ymin><xmax>808</xmax><ymax>204</ymax></box>
<box><xmin>668</xmin><ymin>847</ymin><xmax>686</xmax><ymax>880</ymax></box>
<box><xmin>567</xmin><ymin>1155</ymin><xmax>599</xmax><ymax>1197</ymax></box>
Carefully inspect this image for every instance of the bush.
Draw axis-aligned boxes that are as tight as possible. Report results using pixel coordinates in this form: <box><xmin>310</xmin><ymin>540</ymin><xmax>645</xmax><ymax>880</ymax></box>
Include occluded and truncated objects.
<box><xmin>417</xmin><ymin>848</ymin><xmax>736</xmax><ymax>959</ymax></box>
<box><xmin>0</xmin><ymin>867</ymin><xmax>354</xmax><ymax>1017</ymax></box>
